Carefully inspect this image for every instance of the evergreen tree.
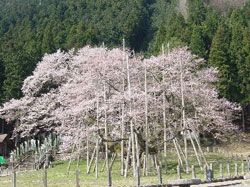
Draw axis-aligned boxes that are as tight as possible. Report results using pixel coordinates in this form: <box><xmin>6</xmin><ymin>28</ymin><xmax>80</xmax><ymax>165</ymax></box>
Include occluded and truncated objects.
<box><xmin>187</xmin><ymin>0</ymin><xmax>206</xmax><ymax>25</ymax></box>
<box><xmin>154</xmin><ymin>24</ymin><xmax>167</xmax><ymax>53</ymax></box>
<box><xmin>2</xmin><ymin>51</ymin><xmax>36</xmax><ymax>101</ymax></box>
<box><xmin>209</xmin><ymin>23</ymin><xmax>237</xmax><ymax>101</ymax></box>
<box><xmin>0</xmin><ymin>56</ymin><xmax>5</xmax><ymax>104</ymax></box>
<box><xmin>190</xmin><ymin>25</ymin><xmax>206</xmax><ymax>58</ymax></box>
<box><xmin>41</xmin><ymin>23</ymin><xmax>56</xmax><ymax>55</ymax></box>
<box><xmin>238</xmin><ymin>27</ymin><xmax>250</xmax><ymax>105</ymax></box>
<box><xmin>202</xmin><ymin>7</ymin><xmax>220</xmax><ymax>55</ymax></box>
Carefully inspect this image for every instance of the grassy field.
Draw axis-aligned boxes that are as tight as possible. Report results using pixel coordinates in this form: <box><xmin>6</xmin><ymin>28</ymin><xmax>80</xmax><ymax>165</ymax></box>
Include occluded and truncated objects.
<box><xmin>0</xmin><ymin>150</ymin><xmax>246</xmax><ymax>187</ymax></box>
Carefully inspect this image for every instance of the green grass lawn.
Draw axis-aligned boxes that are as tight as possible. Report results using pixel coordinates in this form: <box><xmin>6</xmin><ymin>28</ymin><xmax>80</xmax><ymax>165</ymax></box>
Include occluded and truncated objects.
<box><xmin>0</xmin><ymin>151</ymin><xmax>246</xmax><ymax>187</ymax></box>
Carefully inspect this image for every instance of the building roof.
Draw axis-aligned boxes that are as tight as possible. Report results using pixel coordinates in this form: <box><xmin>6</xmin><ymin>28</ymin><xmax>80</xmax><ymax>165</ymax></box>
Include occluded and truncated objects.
<box><xmin>0</xmin><ymin>134</ymin><xmax>8</xmax><ymax>143</ymax></box>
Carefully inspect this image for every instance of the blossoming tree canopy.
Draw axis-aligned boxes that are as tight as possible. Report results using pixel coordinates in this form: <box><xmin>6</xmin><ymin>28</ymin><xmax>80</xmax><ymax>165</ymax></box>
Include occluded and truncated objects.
<box><xmin>0</xmin><ymin>46</ymin><xmax>239</xmax><ymax>151</ymax></box>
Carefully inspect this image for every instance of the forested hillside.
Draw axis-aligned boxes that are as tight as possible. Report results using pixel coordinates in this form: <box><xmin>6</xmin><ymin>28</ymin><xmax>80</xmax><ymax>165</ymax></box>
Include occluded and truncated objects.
<box><xmin>0</xmin><ymin>0</ymin><xmax>249</xmax><ymax>127</ymax></box>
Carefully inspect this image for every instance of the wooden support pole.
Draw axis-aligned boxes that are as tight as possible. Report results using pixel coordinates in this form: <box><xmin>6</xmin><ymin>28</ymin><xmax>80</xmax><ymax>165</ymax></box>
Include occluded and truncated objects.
<box><xmin>76</xmin><ymin>155</ymin><xmax>80</xmax><ymax>171</ymax></box>
<box><xmin>143</xmin><ymin>154</ymin><xmax>146</xmax><ymax>176</ymax></box>
<box><xmin>235</xmin><ymin>163</ymin><xmax>238</xmax><ymax>177</ymax></box>
<box><xmin>43</xmin><ymin>168</ymin><xmax>47</xmax><ymax>187</ymax></box>
<box><xmin>101</xmin><ymin>158</ymin><xmax>107</xmax><ymax>172</ymax></box>
<box><xmin>108</xmin><ymin>168</ymin><xmax>112</xmax><ymax>187</ymax></box>
<box><xmin>188</xmin><ymin>130</ymin><xmax>203</xmax><ymax>170</ymax></box>
<box><xmin>135</xmin><ymin>133</ymin><xmax>140</xmax><ymax>168</ymax></box>
<box><xmin>242</xmin><ymin>162</ymin><xmax>245</xmax><ymax>176</ymax></box>
<box><xmin>86</xmin><ymin>137</ymin><xmax>89</xmax><ymax>173</ymax></box>
<box><xmin>110</xmin><ymin>153</ymin><xmax>117</xmax><ymax>171</ymax></box>
<box><xmin>121</xmin><ymin>38</ymin><xmax>125</xmax><ymax>176</ymax></box>
<box><xmin>220</xmin><ymin>163</ymin><xmax>223</xmax><ymax>179</ymax></box>
<box><xmin>227</xmin><ymin>163</ymin><xmax>231</xmax><ymax>178</ymax></box>
<box><xmin>177</xmin><ymin>164</ymin><xmax>181</xmax><ymax>179</ymax></box>
<box><xmin>124</xmin><ymin>137</ymin><xmax>131</xmax><ymax>178</ymax></box>
<box><xmin>173</xmin><ymin>139</ymin><xmax>185</xmax><ymax>172</ymax></box>
<box><xmin>151</xmin><ymin>155</ymin><xmax>156</xmax><ymax>174</ymax></box>
<box><xmin>210</xmin><ymin>163</ymin><xmax>213</xmax><ymax>173</ymax></box>
<box><xmin>162</xmin><ymin>44</ymin><xmax>167</xmax><ymax>174</ymax></box>
<box><xmin>144</xmin><ymin>59</ymin><xmax>149</xmax><ymax>177</ymax></box>
<box><xmin>194</xmin><ymin>135</ymin><xmax>208</xmax><ymax>168</ymax></box>
<box><xmin>136</xmin><ymin>166</ymin><xmax>140</xmax><ymax>187</ymax></box>
<box><xmin>104</xmin><ymin>82</ymin><xmax>109</xmax><ymax>173</ymax></box>
<box><xmin>204</xmin><ymin>165</ymin><xmax>207</xmax><ymax>180</ymax></box>
<box><xmin>12</xmin><ymin>170</ymin><xmax>16</xmax><ymax>187</ymax></box>
<box><xmin>126</xmin><ymin>55</ymin><xmax>136</xmax><ymax>177</ymax></box>
<box><xmin>158</xmin><ymin>166</ymin><xmax>162</xmax><ymax>184</ymax></box>
<box><xmin>175</xmin><ymin>138</ymin><xmax>188</xmax><ymax>168</ymax></box>
<box><xmin>76</xmin><ymin>169</ymin><xmax>80</xmax><ymax>187</ymax></box>
<box><xmin>67</xmin><ymin>142</ymin><xmax>77</xmax><ymax>175</ymax></box>
<box><xmin>87</xmin><ymin>148</ymin><xmax>96</xmax><ymax>174</ymax></box>
<box><xmin>192</xmin><ymin>165</ymin><xmax>196</xmax><ymax>179</ymax></box>
<box><xmin>96</xmin><ymin>137</ymin><xmax>99</xmax><ymax>179</ymax></box>
<box><xmin>159</xmin><ymin>151</ymin><xmax>163</xmax><ymax>168</ymax></box>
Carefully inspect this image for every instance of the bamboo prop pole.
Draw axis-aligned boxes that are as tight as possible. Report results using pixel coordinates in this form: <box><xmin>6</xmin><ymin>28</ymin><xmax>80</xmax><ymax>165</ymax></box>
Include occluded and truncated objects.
<box><xmin>66</xmin><ymin>138</ymin><xmax>79</xmax><ymax>175</ymax></box>
<box><xmin>104</xmin><ymin>82</ymin><xmax>109</xmax><ymax>172</ymax></box>
<box><xmin>76</xmin><ymin>154</ymin><xmax>80</xmax><ymax>171</ymax></box>
<box><xmin>173</xmin><ymin>138</ymin><xmax>185</xmax><ymax>172</ymax></box>
<box><xmin>101</xmin><ymin>158</ymin><xmax>107</xmax><ymax>172</ymax></box>
<box><xmin>86</xmin><ymin>136</ymin><xmax>89</xmax><ymax>173</ymax></box>
<box><xmin>159</xmin><ymin>151</ymin><xmax>163</xmax><ymax>168</ymax></box>
<box><xmin>110</xmin><ymin>153</ymin><xmax>117</xmax><ymax>171</ymax></box>
<box><xmin>175</xmin><ymin>137</ymin><xmax>188</xmax><ymax>165</ymax></box>
<box><xmin>120</xmin><ymin>38</ymin><xmax>126</xmax><ymax>176</ymax></box>
<box><xmin>162</xmin><ymin>44</ymin><xmax>168</xmax><ymax>174</ymax></box>
<box><xmin>95</xmin><ymin>136</ymin><xmax>99</xmax><ymax>179</ymax></box>
<box><xmin>43</xmin><ymin>168</ymin><xmax>47</xmax><ymax>187</ymax></box>
<box><xmin>87</xmin><ymin>148</ymin><xmax>96</xmax><ymax>174</ymax></box>
<box><xmin>126</xmin><ymin>55</ymin><xmax>136</xmax><ymax>177</ymax></box>
<box><xmin>95</xmin><ymin>91</ymin><xmax>100</xmax><ymax>179</ymax></box>
<box><xmin>188</xmin><ymin>130</ymin><xmax>203</xmax><ymax>170</ymax></box>
<box><xmin>108</xmin><ymin>168</ymin><xmax>112</xmax><ymax>187</ymax></box>
<box><xmin>144</xmin><ymin>59</ymin><xmax>149</xmax><ymax>176</ymax></box>
<box><xmin>124</xmin><ymin>137</ymin><xmax>132</xmax><ymax>178</ymax></box>
<box><xmin>76</xmin><ymin>168</ymin><xmax>80</xmax><ymax>187</ymax></box>
<box><xmin>135</xmin><ymin>133</ymin><xmax>140</xmax><ymax>168</ymax></box>
<box><xmin>194</xmin><ymin>134</ymin><xmax>209</xmax><ymax>167</ymax></box>
<box><xmin>179</xmin><ymin>55</ymin><xmax>189</xmax><ymax>173</ymax></box>
<box><xmin>143</xmin><ymin>154</ymin><xmax>146</xmax><ymax>176</ymax></box>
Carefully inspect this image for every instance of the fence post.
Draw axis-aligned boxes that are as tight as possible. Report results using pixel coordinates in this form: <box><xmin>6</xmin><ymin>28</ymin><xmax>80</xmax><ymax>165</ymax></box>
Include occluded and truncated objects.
<box><xmin>43</xmin><ymin>167</ymin><xmax>47</xmax><ymax>187</ymax></box>
<box><xmin>242</xmin><ymin>161</ymin><xmax>245</xmax><ymax>176</ymax></box>
<box><xmin>177</xmin><ymin>164</ymin><xmax>181</xmax><ymax>179</ymax></box>
<box><xmin>235</xmin><ymin>163</ymin><xmax>238</xmax><ymax>177</ymax></box>
<box><xmin>227</xmin><ymin>163</ymin><xmax>231</xmax><ymax>178</ymax></box>
<box><xmin>219</xmin><ymin>163</ymin><xmax>223</xmax><ymax>179</ymax></box>
<box><xmin>204</xmin><ymin>165</ymin><xmax>207</xmax><ymax>180</ymax></box>
<box><xmin>108</xmin><ymin>168</ymin><xmax>112</xmax><ymax>187</ymax></box>
<box><xmin>137</xmin><ymin>166</ymin><xmax>140</xmax><ymax>187</ymax></box>
<box><xmin>11</xmin><ymin>170</ymin><xmax>16</xmax><ymax>187</ymax></box>
<box><xmin>192</xmin><ymin>165</ymin><xmax>196</xmax><ymax>179</ymax></box>
<box><xmin>76</xmin><ymin>169</ymin><xmax>80</xmax><ymax>187</ymax></box>
<box><xmin>158</xmin><ymin>166</ymin><xmax>162</xmax><ymax>184</ymax></box>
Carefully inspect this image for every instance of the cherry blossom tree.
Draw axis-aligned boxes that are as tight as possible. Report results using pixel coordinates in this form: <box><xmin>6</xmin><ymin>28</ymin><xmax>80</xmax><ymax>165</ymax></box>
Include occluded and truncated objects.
<box><xmin>0</xmin><ymin>46</ymin><xmax>240</xmax><ymax>169</ymax></box>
